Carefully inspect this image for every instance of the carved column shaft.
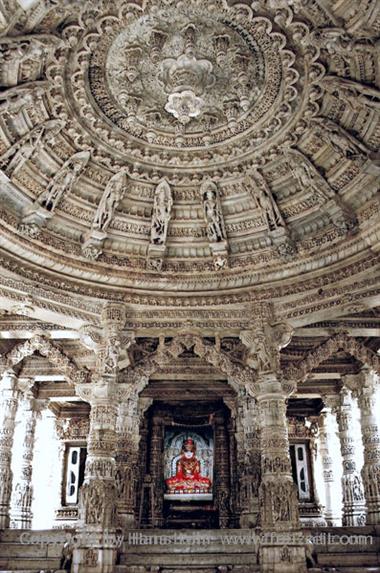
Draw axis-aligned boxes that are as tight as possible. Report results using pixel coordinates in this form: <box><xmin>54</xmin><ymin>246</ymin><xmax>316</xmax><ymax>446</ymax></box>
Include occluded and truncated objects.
<box><xmin>257</xmin><ymin>375</ymin><xmax>300</xmax><ymax>532</ymax></box>
<box><xmin>350</xmin><ymin>371</ymin><xmax>380</xmax><ymax>525</ymax></box>
<box><xmin>0</xmin><ymin>370</ymin><xmax>19</xmax><ymax>528</ymax></box>
<box><xmin>318</xmin><ymin>408</ymin><xmax>341</xmax><ymax>526</ymax></box>
<box><xmin>79</xmin><ymin>396</ymin><xmax>118</xmax><ymax>529</ymax></box>
<box><xmin>149</xmin><ymin>415</ymin><xmax>164</xmax><ymax>527</ymax></box>
<box><xmin>115</xmin><ymin>400</ymin><xmax>140</xmax><ymax>528</ymax></box>
<box><xmin>214</xmin><ymin>413</ymin><xmax>231</xmax><ymax>528</ymax></box>
<box><xmin>334</xmin><ymin>389</ymin><xmax>366</xmax><ymax>526</ymax></box>
<box><xmin>237</xmin><ymin>395</ymin><xmax>261</xmax><ymax>528</ymax></box>
<box><xmin>11</xmin><ymin>394</ymin><xmax>40</xmax><ymax>529</ymax></box>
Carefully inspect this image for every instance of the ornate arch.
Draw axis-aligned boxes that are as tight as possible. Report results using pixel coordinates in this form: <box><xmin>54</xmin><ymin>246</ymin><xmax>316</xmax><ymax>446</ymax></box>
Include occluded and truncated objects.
<box><xmin>122</xmin><ymin>334</ymin><xmax>255</xmax><ymax>395</ymax></box>
<box><xmin>0</xmin><ymin>334</ymin><xmax>89</xmax><ymax>385</ymax></box>
<box><xmin>284</xmin><ymin>332</ymin><xmax>380</xmax><ymax>382</ymax></box>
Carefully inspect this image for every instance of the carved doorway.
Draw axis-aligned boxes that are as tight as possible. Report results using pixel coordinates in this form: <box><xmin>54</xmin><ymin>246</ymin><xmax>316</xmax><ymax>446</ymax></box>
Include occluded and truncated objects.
<box><xmin>137</xmin><ymin>400</ymin><xmax>237</xmax><ymax>529</ymax></box>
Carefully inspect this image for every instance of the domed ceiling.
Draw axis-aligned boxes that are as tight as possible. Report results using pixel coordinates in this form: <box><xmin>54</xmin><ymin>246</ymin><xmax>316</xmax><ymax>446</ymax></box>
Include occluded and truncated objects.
<box><xmin>0</xmin><ymin>0</ymin><xmax>379</xmax><ymax>297</ymax></box>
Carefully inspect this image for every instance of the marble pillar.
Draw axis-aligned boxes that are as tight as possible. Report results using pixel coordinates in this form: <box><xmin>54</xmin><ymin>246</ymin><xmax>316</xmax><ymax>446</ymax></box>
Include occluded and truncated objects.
<box><xmin>347</xmin><ymin>369</ymin><xmax>380</xmax><ymax>525</ymax></box>
<box><xmin>11</xmin><ymin>393</ymin><xmax>42</xmax><ymax>528</ymax></box>
<box><xmin>318</xmin><ymin>407</ymin><xmax>341</xmax><ymax>525</ymax></box>
<box><xmin>256</xmin><ymin>374</ymin><xmax>306</xmax><ymax>573</ymax></box>
<box><xmin>214</xmin><ymin>412</ymin><xmax>231</xmax><ymax>528</ymax></box>
<box><xmin>115</xmin><ymin>399</ymin><xmax>140</xmax><ymax>528</ymax></box>
<box><xmin>236</xmin><ymin>393</ymin><xmax>261</xmax><ymax>528</ymax></box>
<box><xmin>73</xmin><ymin>381</ymin><xmax>119</xmax><ymax>573</ymax></box>
<box><xmin>149</xmin><ymin>414</ymin><xmax>164</xmax><ymax>528</ymax></box>
<box><xmin>335</xmin><ymin>388</ymin><xmax>366</xmax><ymax>526</ymax></box>
<box><xmin>0</xmin><ymin>369</ymin><xmax>19</xmax><ymax>528</ymax></box>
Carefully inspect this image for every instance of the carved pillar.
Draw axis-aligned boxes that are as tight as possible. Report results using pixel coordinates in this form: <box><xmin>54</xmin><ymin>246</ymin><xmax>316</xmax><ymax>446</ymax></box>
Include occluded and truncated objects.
<box><xmin>347</xmin><ymin>369</ymin><xmax>380</xmax><ymax>525</ymax></box>
<box><xmin>214</xmin><ymin>412</ymin><xmax>231</xmax><ymax>528</ymax></box>
<box><xmin>257</xmin><ymin>377</ymin><xmax>300</xmax><ymax>532</ymax></box>
<box><xmin>11</xmin><ymin>392</ymin><xmax>43</xmax><ymax>529</ymax></box>
<box><xmin>334</xmin><ymin>388</ymin><xmax>366</xmax><ymax>526</ymax></box>
<box><xmin>318</xmin><ymin>407</ymin><xmax>341</xmax><ymax>525</ymax></box>
<box><xmin>240</xmin><ymin>310</ymin><xmax>306</xmax><ymax>573</ymax></box>
<box><xmin>0</xmin><ymin>369</ymin><xmax>19</xmax><ymax>528</ymax></box>
<box><xmin>149</xmin><ymin>414</ymin><xmax>164</xmax><ymax>527</ymax></box>
<box><xmin>115</xmin><ymin>397</ymin><xmax>141</xmax><ymax>529</ymax></box>
<box><xmin>236</xmin><ymin>393</ymin><xmax>260</xmax><ymax>528</ymax></box>
<box><xmin>73</xmin><ymin>380</ymin><xmax>119</xmax><ymax>573</ymax></box>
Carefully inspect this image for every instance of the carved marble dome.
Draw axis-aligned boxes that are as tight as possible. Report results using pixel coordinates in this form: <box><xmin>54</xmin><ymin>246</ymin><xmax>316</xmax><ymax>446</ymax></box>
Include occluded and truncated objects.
<box><xmin>0</xmin><ymin>0</ymin><xmax>379</xmax><ymax>297</ymax></box>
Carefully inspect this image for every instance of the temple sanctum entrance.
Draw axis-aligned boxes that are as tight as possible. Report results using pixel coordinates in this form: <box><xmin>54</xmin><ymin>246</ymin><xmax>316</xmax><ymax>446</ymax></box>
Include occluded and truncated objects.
<box><xmin>138</xmin><ymin>400</ymin><xmax>236</xmax><ymax>529</ymax></box>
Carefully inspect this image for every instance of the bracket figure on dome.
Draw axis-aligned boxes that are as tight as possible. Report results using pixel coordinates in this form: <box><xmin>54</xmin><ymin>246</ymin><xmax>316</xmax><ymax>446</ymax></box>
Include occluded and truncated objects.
<box><xmin>0</xmin><ymin>119</ymin><xmax>63</xmax><ymax>178</ymax></box>
<box><xmin>147</xmin><ymin>179</ymin><xmax>173</xmax><ymax>272</ymax></box>
<box><xmin>37</xmin><ymin>151</ymin><xmax>90</xmax><ymax>212</ymax></box>
<box><xmin>82</xmin><ymin>169</ymin><xmax>128</xmax><ymax>260</ymax></box>
<box><xmin>0</xmin><ymin>82</ymin><xmax>46</xmax><ymax>116</ymax></box>
<box><xmin>201</xmin><ymin>179</ymin><xmax>228</xmax><ymax>270</ymax></box>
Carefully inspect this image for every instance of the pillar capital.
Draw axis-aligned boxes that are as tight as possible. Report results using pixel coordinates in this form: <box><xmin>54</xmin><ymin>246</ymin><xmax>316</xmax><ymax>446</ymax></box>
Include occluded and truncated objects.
<box><xmin>344</xmin><ymin>368</ymin><xmax>379</xmax><ymax>397</ymax></box>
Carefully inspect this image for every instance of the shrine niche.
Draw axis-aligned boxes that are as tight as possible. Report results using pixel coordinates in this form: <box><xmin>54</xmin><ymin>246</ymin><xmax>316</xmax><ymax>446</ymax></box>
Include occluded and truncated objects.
<box><xmin>164</xmin><ymin>430</ymin><xmax>213</xmax><ymax>499</ymax></box>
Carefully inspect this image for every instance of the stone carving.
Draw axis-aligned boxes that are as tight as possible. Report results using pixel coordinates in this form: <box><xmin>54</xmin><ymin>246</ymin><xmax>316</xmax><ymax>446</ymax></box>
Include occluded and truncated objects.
<box><xmin>147</xmin><ymin>179</ymin><xmax>173</xmax><ymax>271</ymax></box>
<box><xmin>310</xmin><ymin>27</ymin><xmax>377</xmax><ymax>56</ymax></box>
<box><xmin>345</xmin><ymin>369</ymin><xmax>380</xmax><ymax>524</ymax></box>
<box><xmin>321</xmin><ymin>75</ymin><xmax>380</xmax><ymax>111</ymax></box>
<box><xmin>311</xmin><ymin>117</ymin><xmax>371</xmax><ymax>159</ymax></box>
<box><xmin>0</xmin><ymin>82</ymin><xmax>46</xmax><ymax>115</ymax></box>
<box><xmin>82</xmin><ymin>169</ymin><xmax>128</xmax><ymax>260</ymax></box>
<box><xmin>0</xmin><ymin>119</ymin><xmax>64</xmax><ymax>176</ymax></box>
<box><xmin>1</xmin><ymin>334</ymin><xmax>89</xmax><ymax>385</ymax></box>
<box><xmin>37</xmin><ymin>151</ymin><xmax>90</xmax><ymax>212</ymax></box>
<box><xmin>284</xmin><ymin>331</ymin><xmax>380</xmax><ymax>382</ymax></box>
<box><xmin>240</xmin><ymin>321</ymin><xmax>293</xmax><ymax>376</ymax></box>
<box><xmin>0</xmin><ymin>35</ymin><xmax>63</xmax><ymax>86</ymax></box>
<box><xmin>0</xmin><ymin>370</ymin><xmax>19</xmax><ymax>528</ymax></box>
<box><xmin>201</xmin><ymin>179</ymin><xmax>228</xmax><ymax>269</ymax></box>
<box><xmin>92</xmin><ymin>170</ymin><xmax>127</xmax><ymax>232</ymax></box>
<box><xmin>246</xmin><ymin>170</ymin><xmax>285</xmax><ymax>231</ymax></box>
<box><xmin>150</xmin><ymin>180</ymin><xmax>173</xmax><ymax>246</ymax></box>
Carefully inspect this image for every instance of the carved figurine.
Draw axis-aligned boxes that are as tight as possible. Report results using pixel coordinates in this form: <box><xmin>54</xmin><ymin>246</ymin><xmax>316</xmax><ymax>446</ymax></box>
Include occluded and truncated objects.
<box><xmin>201</xmin><ymin>179</ymin><xmax>226</xmax><ymax>243</ymax></box>
<box><xmin>150</xmin><ymin>179</ymin><xmax>173</xmax><ymax>245</ymax></box>
<box><xmin>0</xmin><ymin>82</ymin><xmax>46</xmax><ymax>115</ymax></box>
<box><xmin>38</xmin><ymin>151</ymin><xmax>90</xmax><ymax>212</ymax></box>
<box><xmin>311</xmin><ymin>117</ymin><xmax>369</xmax><ymax>158</ymax></box>
<box><xmin>93</xmin><ymin>170</ymin><xmax>127</xmax><ymax>232</ymax></box>
<box><xmin>247</xmin><ymin>171</ymin><xmax>285</xmax><ymax>231</ymax></box>
<box><xmin>321</xmin><ymin>75</ymin><xmax>380</xmax><ymax>111</ymax></box>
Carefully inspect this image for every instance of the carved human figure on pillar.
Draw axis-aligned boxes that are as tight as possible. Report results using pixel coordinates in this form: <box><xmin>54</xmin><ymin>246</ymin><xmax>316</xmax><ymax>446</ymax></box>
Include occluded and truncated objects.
<box><xmin>38</xmin><ymin>151</ymin><xmax>90</xmax><ymax>212</ymax></box>
<box><xmin>150</xmin><ymin>179</ymin><xmax>173</xmax><ymax>245</ymax></box>
<box><xmin>92</xmin><ymin>170</ymin><xmax>127</xmax><ymax>232</ymax></box>
<box><xmin>201</xmin><ymin>179</ymin><xmax>226</xmax><ymax>243</ymax></box>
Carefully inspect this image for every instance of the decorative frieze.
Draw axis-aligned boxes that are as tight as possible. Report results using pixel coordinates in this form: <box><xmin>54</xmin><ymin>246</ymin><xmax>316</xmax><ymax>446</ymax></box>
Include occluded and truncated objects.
<box><xmin>0</xmin><ymin>369</ymin><xmax>19</xmax><ymax>528</ymax></box>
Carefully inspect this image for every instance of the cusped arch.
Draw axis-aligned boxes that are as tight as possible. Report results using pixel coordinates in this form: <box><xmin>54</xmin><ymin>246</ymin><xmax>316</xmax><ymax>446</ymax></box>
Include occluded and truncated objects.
<box><xmin>122</xmin><ymin>334</ymin><xmax>255</xmax><ymax>396</ymax></box>
<box><xmin>284</xmin><ymin>332</ymin><xmax>380</xmax><ymax>382</ymax></box>
<box><xmin>0</xmin><ymin>334</ymin><xmax>89</xmax><ymax>385</ymax></box>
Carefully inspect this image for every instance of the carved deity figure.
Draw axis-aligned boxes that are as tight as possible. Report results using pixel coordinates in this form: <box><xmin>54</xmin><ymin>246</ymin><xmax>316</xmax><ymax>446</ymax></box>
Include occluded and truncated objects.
<box><xmin>312</xmin><ymin>117</ymin><xmax>369</xmax><ymax>158</ymax></box>
<box><xmin>201</xmin><ymin>180</ymin><xmax>226</xmax><ymax>243</ymax></box>
<box><xmin>38</xmin><ymin>151</ymin><xmax>89</xmax><ymax>212</ymax></box>
<box><xmin>150</xmin><ymin>179</ymin><xmax>173</xmax><ymax>245</ymax></box>
<box><xmin>286</xmin><ymin>150</ymin><xmax>333</xmax><ymax>203</ymax></box>
<box><xmin>321</xmin><ymin>75</ymin><xmax>380</xmax><ymax>111</ymax></box>
<box><xmin>0</xmin><ymin>119</ymin><xmax>64</xmax><ymax>176</ymax></box>
<box><xmin>0</xmin><ymin>83</ymin><xmax>46</xmax><ymax>115</ymax></box>
<box><xmin>93</xmin><ymin>170</ymin><xmax>127</xmax><ymax>232</ymax></box>
<box><xmin>247</xmin><ymin>171</ymin><xmax>285</xmax><ymax>231</ymax></box>
<box><xmin>166</xmin><ymin>438</ymin><xmax>212</xmax><ymax>494</ymax></box>
<box><xmin>0</xmin><ymin>127</ymin><xmax>44</xmax><ymax>175</ymax></box>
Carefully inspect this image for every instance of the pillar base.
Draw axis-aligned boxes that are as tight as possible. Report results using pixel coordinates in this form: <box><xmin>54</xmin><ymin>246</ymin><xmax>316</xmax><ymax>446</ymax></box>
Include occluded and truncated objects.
<box><xmin>72</xmin><ymin>530</ymin><xmax>122</xmax><ymax>573</ymax></box>
<box><xmin>259</xmin><ymin>533</ymin><xmax>307</xmax><ymax>573</ymax></box>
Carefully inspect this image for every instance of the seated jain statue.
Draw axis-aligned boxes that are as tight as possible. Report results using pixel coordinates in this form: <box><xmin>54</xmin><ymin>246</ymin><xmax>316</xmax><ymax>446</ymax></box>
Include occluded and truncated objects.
<box><xmin>165</xmin><ymin>438</ymin><xmax>212</xmax><ymax>494</ymax></box>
